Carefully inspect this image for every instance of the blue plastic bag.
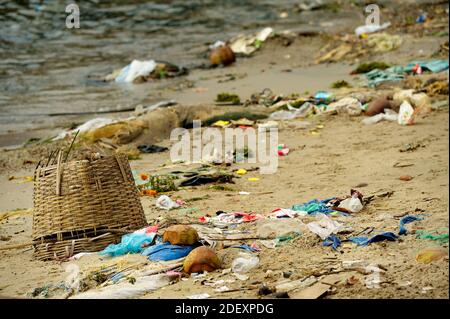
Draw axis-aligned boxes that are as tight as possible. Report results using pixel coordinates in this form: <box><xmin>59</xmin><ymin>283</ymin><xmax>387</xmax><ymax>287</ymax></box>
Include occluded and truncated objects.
<box><xmin>398</xmin><ymin>215</ymin><xmax>423</xmax><ymax>235</ymax></box>
<box><xmin>142</xmin><ymin>242</ymin><xmax>196</xmax><ymax>261</ymax></box>
<box><xmin>99</xmin><ymin>233</ymin><xmax>156</xmax><ymax>257</ymax></box>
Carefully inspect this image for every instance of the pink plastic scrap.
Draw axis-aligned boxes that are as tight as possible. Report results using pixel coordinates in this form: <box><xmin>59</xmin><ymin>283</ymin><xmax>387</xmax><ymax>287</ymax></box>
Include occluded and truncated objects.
<box><xmin>199</xmin><ymin>212</ymin><xmax>264</xmax><ymax>224</ymax></box>
<box><xmin>270</xmin><ymin>208</ymin><xmax>306</xmax><ymax>218</ymax></box>
<box><xmin>134</xmin><ymin>225</ymin><xmax>159</xmax><ymax>234</ymax></box>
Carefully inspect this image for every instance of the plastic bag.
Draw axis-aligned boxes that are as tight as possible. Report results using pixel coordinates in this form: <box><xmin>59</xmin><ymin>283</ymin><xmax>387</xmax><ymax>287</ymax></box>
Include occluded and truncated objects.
<box><xmin>70</xmin><ymin>274</ymin><xmax>173</xmax><ymax>299</ymax></box>
<box><xmin>155</xmin><ymin>195</ymin><xmax>180</xmax><ymax>210</ymax></box>
<box><xmin>338</xmin><ymin>196</ymin><xmax>363</xmax><ymax>213</ymax></box>
<box><xmin>231</xmin><ymin>252</ymin><xmax>260</xmax><ymax>274</ymax></box>
<box><xmin>355</xmin><ymin>22</ymin><xmax>391</xmax><ymax>36</ymax></box>
<box><xmin>115</xmin><ymin>60</ymin><xmax>156</xmax><ymax>83</ymax></box>
<box><xmin>256</xmin><ymin>218</ymin><xmax>304</xmax><ymax>238</ymax></box>
<box><xmin>306</xmin><ymin>213</ymin><xmax>343</xmax><ymax>240</ymax></box>
<box><xmin>362</xmin><ymin>109</ymin><xmax>398</xmax><ymax>125</ymax></box>
<box><xmin>141</xmin><ymin>242</ymin><xmax>195</xmax><ymax>261</ymax></box>
<box><xmin>99</xmin><ymin>233</ymin><xmax>156</xmax><ymax>257</ymax></box>
<box><xmin>269</xmin><ymin>102</ymin><xmax>314</xmax><ymax>120</ymax></box>
<box><xmin>398</xmin><ymin>101</ymin><xmax>415</xmax><ymax>125</ymax></box>
<box><xmin>327</xmin><ymin>97</ymin><xmax>362</xmax><ymax>116</ymax></box>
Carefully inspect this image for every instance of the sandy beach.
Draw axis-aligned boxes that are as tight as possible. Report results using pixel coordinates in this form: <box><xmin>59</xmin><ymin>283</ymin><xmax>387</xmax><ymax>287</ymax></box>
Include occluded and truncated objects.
<box><xmin>0</xmin><ymin>0</ymin><xmax>449</xmax><ymax>299</ymax></box>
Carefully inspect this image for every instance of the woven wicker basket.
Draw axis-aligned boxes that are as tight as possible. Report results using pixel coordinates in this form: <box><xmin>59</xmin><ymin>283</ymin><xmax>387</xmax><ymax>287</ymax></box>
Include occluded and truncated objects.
<box><xmin>32</xmin><ymin>153</ymin><xmax>146</xmax><ymax>260</ymax></box>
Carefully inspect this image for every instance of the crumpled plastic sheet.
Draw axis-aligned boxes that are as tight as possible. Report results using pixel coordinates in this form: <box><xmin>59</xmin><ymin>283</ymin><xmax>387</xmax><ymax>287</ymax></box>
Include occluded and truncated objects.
<box><xmin>404</xmin><ymin>60</ymin><xmax>449</xmax><ymax>73</ymax></box>
<box><xmin>292</xmin><ymin>198</ymin><xmax>349</xmax><ymax>216</ymax></box>
<box><xmin>141</xmin><ymin>242</ymin><xmax>196</xmax><ymax>261</ymax></box>
<box><xmin>365</xmin><ymin>60</ymin><xmax>449</xmax><ymax>87</ymax></box>
<box><xmin>323</xmin><ymin>235</ymin><xmax>341</xmax><ymax>250</ymax></box>
<box><xmin>416</xmin><ymin>230</ymin><xmax>449</xmax><ymax>244</ymax></box>
<box><xmin>307</xmin><ymin>213</ymin><xmax>343</xmax><ymax>240</ymax></box>
<box><xmin>366</xmin><ymin>67</ymin><xmax>405</xmax><ymax>87</ymax></box>
<box><xmin>349</xmin><ymin>232</ymin><xmax>398</xmax><ymax>246</ymax></box>
<box><xmin>229</xmin><ymin>244</ymin><xmax>261</xmax><ymax>252</ymax></box>
<box><xmin>348</xmin><ymin>214</ymin><xmax>423</xmax><ymax>246</ymax></box>
<box><xmin>99</xmin><ymin>233</ymin><xmax>157</xmax><ymax>257</ymax></box>
<box><xmin>201</xmin><ymin>212</ymin><xmax>263</xmax><ymax>225</ymax></box>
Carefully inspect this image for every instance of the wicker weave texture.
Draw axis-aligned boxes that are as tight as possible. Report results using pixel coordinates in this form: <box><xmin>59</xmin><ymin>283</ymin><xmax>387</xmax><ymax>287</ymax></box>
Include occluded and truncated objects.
<box><xmin>32</xmin><ymin>154</ymin><xmax>146</xmax><ymax>260</ymax></box>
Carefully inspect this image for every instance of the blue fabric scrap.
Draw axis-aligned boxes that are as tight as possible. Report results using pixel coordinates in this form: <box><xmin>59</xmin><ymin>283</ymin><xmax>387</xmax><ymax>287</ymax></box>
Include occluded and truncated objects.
<box><xmin>323</xmin><ymin>235</ymin><xmax>341</xmax><ymax>250</ymax></box>
<box><xmin>399</xmin><ymin>215</ymin><xmax>423</xmax><ymax>235</ymax></box>
<box><xmin>349</xmin><ymin>232</ymin><xmax>398</xmax><ymax>246</ymax></box>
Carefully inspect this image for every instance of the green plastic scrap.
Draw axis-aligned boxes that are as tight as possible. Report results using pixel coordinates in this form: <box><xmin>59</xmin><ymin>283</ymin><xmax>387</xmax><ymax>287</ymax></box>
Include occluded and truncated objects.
<box><xmin>275</xmin><ymin>232</ymin><xmax>300</xmax><ymax>247</ymax></box>
<box><xmin>416</xmin><ymin>230</ymin><xmax>449</xmax><ymax>244</ymax></box>
<box><xmin>365</xmin><ymin>67</ymin><xmax>405</xmax><ymax>87</ymax></box>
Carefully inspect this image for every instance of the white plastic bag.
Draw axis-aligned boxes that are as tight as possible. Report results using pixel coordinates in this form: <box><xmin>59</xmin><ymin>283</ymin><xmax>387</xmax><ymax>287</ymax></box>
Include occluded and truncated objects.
<box><xmin>338</xmin><ymin>197</ymin><xmax>363</xmax><ymax>213</ymax></box>
<box><xmin>398</xmin><ymin>101</ymin><xmax>415</xmax><ymax>125</ymax></box>
<box><xmin>71</xmin><ymin>274</ymin><xmax>172</xmax><ymax>299</ymax></box>
<box><xmin>115</xmin><ymin>60</ymin><xmax>157</xmax><ymax>83</ymax></box>
<box><xmin>306</xmin><ymin>213</ymin><xmax>343</xmax><ymax>240</ymax></box>
<box><xmin>155</xmin><ymin>195</ymin><xmax>180</xmax><ymax>210</ymax></box>
<box><xmin>355</xmin><ymin>22</ymin><xmax>391</xmax><ymax>36</ymax></box>
<box><xmin>362</xmin><ymin>109</ymin><xmax>398</xmax><ymax>125</ymax></box>
<box><xmin>231</xmin><ymin>253</ymin><xmax>260</xmax><ymax>274</ymax></box>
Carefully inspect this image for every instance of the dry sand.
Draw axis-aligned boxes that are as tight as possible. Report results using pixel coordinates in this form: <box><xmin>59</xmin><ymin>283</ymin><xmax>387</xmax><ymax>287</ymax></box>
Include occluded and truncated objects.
<box><xmin>0</xmin><ymin>16</ymin><xmax>448</xmax><ymax>299</ymax></box>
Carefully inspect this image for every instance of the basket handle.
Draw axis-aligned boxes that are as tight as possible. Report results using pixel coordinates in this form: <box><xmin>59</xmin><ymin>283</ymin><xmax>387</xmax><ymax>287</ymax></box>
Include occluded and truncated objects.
<box><xmin>115</xmin><ymin>155</ymin><xmax>128</xmax><ymax>182</ymax></box>
<box><xmin>56</xmin><ymin>150</ymin><xmax>63</xmax><ymax>196</ymax></box>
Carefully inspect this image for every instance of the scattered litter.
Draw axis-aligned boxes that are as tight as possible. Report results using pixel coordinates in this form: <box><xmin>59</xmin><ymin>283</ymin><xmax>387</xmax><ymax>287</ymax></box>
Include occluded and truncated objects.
<box><xmin>209</xmin><ymin>44</ymin><xmax>236</xmax><ymax>66</ymax></box>
<box><xmin>416</xmin><ymin>230</ymin><xmax>449</xmax><ymax>244</ymax></box>
<box><xmin>327</xmin><ymin>97</ymin><xmax>362</xmax><ymax>116</ymax></box>
<box><xmin>231</xmin><ymin>252</ymin><xmax>260</xmax><ymax>274</ymax></box>
<box><xmin>277</xmin><ymin>144</ymin><xmax>290</xmax><ymax>156</ymax></box>
<box><xmin>70</xmin><ymin>273</ymin><xmax>175</xmax><ymax>299</ymax></box>
<box><xmin>270</xmin><ymin>208</ymin><xmax>307</xmax><ymax>219</ymax></box>
<box><xmin>307</xmin><ymin>213</ymin><xmax>343</xmax><ymax>240</ymax></box>
<box><xmin>142</xmin><ymin>242</ymin><xmax>196</xmax><ymax>261</ymax></box>
<box><xmin>290</xmin><ymin>282</ymin><xmax>330</xmax><ymax>299</ymax></box>
<box><xmin>323</xmin><ymin>235</ymin><xmax>341</xmax><ymax>250</ymax></box>
<box><xmin>229</xmin><ymin>27</ymin><xmax>274</xmax><ymax>55</ymax></box>
<box><xmin>163</xmin><ymin>225</ymin><xmax>199</xmax><ymax>245</ymax></box>
<box><xmin>137</xmin><ymin>145</ymin><xmax>168</xmax><ymax>153</ymax></box>
<box><xmin>355</xmin><ymin>22</ymin><xmax>391</xmax><ymax>36</ymax></box>
<box><xmin>416</xmin><ymin>247</ymin><xmax>448</xmax><ymax>264</ymax></box>
<box><xmin>115</xmin><ymin>60</ymin><xmax>156</xmax><ymax>83</ymax></box>
<box><xmin>100</xmin><ymin>233</ymin><xmax>157</xmax><ymax>257</ymax></box>
<box><xmin>367</xmin><ymin>33</ymin><xmax>403</xmax><ymax>53</ymax></box>
<box><xmin>349</xmin><ymin>232</ymin><xmax>398</xmax><ymax>246</ymax></box>
<box><xmin>399</xmin><ymin>175</ymin><xmax>413</xmax><ymax>181</ymax></box>
<box><xmin>155</xmin><ymin>195</ymin><xmax>181</xmax><ymax>210</ymax></box>
<box><xmin>184</xmin><ymin>246</ymin><xmax>221</xmax><ymax>274</ymax></box>
<box><xmin>362</xmin><ymin>109</ymin><xmax>398</xmax><ymax>125</ymax></box>
<box><xmin>398</xmin><ymin>101</ymin><xmax>415</xmax><ymax>125</ymax></box>
<box><xmin>399</xmin><ymin>215</ymin><xmax>423</xmax><ymax>235</ymax></box>
<box><xmin>337</xmin><ymin>189</ymin><xmax>364</xmax><ymax>213</ymax></box>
